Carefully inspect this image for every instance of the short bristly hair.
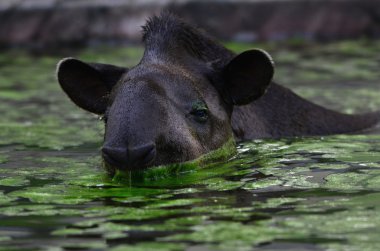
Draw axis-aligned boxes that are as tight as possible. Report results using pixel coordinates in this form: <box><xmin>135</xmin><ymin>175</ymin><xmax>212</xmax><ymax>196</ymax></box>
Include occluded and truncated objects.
<box><xmin>141</xmin><ymin>12</ymin><xmax>234</xmax><ymax>63</ymax></box>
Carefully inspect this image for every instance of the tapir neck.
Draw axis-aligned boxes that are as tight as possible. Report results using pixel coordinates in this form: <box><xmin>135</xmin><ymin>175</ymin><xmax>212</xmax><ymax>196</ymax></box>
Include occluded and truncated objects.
<box><xmin>231</xmin><ymin>83</ymin><xmax>380</xmax><ymax>141</ymax></box>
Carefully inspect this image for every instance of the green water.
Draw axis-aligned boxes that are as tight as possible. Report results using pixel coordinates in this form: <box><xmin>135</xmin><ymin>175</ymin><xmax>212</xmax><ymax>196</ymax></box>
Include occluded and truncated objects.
<box><xmin>1</xmin><ymin>41</ymin><xmax>380</xmax><ymax>251</ymax></box>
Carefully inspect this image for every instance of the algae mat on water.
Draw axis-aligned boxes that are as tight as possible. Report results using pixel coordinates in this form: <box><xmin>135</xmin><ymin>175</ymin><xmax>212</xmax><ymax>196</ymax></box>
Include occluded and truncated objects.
<box><xmin>1</xmin><ymin>41</ymin><xmax>380</xmax><ymax>251</ymax></box>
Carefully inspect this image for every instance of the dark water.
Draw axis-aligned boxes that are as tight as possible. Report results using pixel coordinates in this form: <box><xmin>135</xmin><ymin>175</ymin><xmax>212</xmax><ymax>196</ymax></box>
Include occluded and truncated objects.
<box><xmin>1</xmin><ymin>41</ymin><xmax>380</xmax><ymax>251</ymax></box>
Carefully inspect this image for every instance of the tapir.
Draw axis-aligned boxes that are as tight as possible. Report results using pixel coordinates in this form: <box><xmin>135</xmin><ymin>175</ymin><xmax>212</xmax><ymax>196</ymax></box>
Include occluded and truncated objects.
<box><xmin>56</xmin><ymin>13</ymin><xmax>379</xmax><ymax>174</ymax></box>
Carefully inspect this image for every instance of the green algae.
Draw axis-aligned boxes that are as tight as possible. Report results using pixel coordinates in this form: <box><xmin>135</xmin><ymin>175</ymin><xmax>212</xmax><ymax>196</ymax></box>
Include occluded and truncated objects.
<box><xmin>0</xmin><ymin>192</ymin><xmax>16</xmax><ymax>205</ymax></box>
<box><xmin>111</xmin><ymin>243</ymin><xmax>186</xmax><ymax>251</ymax></box>
<box><xmin>242</xmin><ymin>177</ymin><xmax>283</xmax><ymax>190</ymax></box>
<box><xmin>0</xmin><ymin>121</ymin><xmax>102</xmax><ymax>150</ymax></box>
<box><xmin>145</xmin><ymin>198</ymin><xmax>204</xmax><ymax>209</ymax></box>
<box><xmin>0</xmin><ymin>155</ymin><xmax>7</xmax><ymax>164</ymax></box>
<box><xmin>0</xmin><ymin>204</ymin><xmax>80</xmax><ymax>217</ymax></box>
<box><xmin>52</xmin><ymin>221</ymin><xmax>131</xmax><ymax>240</ymax></box>
<box><xmin>0</xmin><ymin>236</ymin><xmax>11</xmax><ymax>242</ymax></box>
<box><xmin>275</xmin><ymin>194</ymin><xmax>380</xmax><ymax>251</ymax></box>
<box><xmin>324</xmin><ymin>170</ymin><xmax>380</xmax><ymax>191</ymax></box>
<box><xmin>60</xmin><ymin>240</ymin><xmax>108</xmax><ymax>250</ymax></box>
<box><xmin>0</xmin><ymin>177</ymin><xmax>29</xmax><ymax>187</ymax></box>
<box><xmin>112</xmin><ymin>137</ymin><xmax>237</xmax><ymax>184</ymax></box>
<box><xmin>2</xmin><ymin>125</ymin><xmax>380</xmax><ymax>251</ymax></box>
<box><xmin>164</xmin><ymin>221</ymin><xmax>296</xmax><ymax>251</ymax></box>
<box><xmin>254</xmin><ymin>197</ymin><xmax>306</xmax><ymax>209</ymax></box>
<box><xmin>202</xmin><ymin>177</ymin><xmax>243</xmax><ymax>191</ymax></box>
<box><xmin>108</xmin><ymin>207</ymin><xmax>185</xmax><ymax>221</ymax></box>
<box><xmin>8</xmin><ymin>184</ymin><xmax>167</xmax><ymax>205</ymax></box>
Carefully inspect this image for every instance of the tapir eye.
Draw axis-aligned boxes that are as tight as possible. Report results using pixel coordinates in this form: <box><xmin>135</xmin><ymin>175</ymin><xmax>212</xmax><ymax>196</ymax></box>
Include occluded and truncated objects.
<box><xmin>190</xmin><ymin>101</ymin><xmax>208</xmax><ymax>123</ymax></box>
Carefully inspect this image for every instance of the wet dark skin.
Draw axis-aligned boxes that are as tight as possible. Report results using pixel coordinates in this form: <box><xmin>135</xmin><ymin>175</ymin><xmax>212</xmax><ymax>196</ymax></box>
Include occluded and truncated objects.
<box><xmin>57</xmin><ymin>13</ymin><xmax>380</xmax><ymax>173</ymax></box>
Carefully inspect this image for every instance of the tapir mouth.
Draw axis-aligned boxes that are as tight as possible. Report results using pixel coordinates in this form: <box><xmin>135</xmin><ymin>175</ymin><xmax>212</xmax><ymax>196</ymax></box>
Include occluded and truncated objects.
<box><xmin>102</xmin><ymin>160</ymin><xmax>151</xmax><ymax>177</ymax></box>
<box><xmin>102</xmin><ymin>151</ymin><xmax>156</xmax><ymax>174</ymax></box>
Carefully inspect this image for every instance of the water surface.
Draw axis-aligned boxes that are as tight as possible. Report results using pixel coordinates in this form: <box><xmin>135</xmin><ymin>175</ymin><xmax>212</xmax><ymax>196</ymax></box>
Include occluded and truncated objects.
<box><xmin>1</xmin><ymin>41</ymin><xmax>380</xmax><ymax>251</ymax></box>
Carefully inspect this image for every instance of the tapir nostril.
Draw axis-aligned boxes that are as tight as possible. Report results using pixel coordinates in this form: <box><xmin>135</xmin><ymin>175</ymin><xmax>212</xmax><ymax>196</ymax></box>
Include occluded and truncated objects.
<box><xmin>102</xmin><ymin>146</ymin><xmax>128</xmax><ymax>167</ymax></box>
<box><xmin>102</xmin><ymin>143</ymin><xmax>156</xmax><ymax>169</ymax></box>
<box><xmin>128</xmin><ymin>142</ymin><xmax>156</xmax><ymax>166</ymax></box>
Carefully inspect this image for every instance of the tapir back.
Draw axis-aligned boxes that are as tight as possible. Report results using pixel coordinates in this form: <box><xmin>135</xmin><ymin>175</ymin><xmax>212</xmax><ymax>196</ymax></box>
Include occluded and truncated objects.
<box><xmin>232</xmin><ymin>83</ymin><xmax>380</xmax><ymax>141</ymax></box>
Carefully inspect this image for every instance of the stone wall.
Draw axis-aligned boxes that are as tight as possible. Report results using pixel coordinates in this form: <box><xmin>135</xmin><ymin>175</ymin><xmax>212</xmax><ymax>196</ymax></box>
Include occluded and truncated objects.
<box><xmin>1</xmin><ymin>0</ymin><xmax>380</xmax><ymax>49</ymax></box>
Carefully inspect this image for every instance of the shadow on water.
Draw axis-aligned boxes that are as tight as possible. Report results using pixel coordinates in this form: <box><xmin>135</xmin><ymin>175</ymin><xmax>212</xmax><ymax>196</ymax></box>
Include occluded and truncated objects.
<box><xmin>1</xmin><ymin>41</ymin><xmax>380</xmax><ymax>250</ymax></box>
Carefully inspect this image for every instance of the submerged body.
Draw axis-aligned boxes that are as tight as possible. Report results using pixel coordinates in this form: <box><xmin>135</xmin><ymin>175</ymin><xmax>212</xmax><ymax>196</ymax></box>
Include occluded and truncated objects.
<box><xmin>232</xmin><ymin>83</ymin><xmax>379</xmax><ymax>140</ymax></box>
<box><xmin>56</xmin><ymin>13</ymin><xmax>380</xmax><ymax>174</ymax></box>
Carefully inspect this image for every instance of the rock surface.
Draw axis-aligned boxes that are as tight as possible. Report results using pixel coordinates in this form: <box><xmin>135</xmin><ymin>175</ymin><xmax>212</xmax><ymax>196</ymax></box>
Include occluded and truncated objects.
<box><xmin>1</xmin><ymin>0</ymin><xmax>380</xmax><ymax>49</ymax></box>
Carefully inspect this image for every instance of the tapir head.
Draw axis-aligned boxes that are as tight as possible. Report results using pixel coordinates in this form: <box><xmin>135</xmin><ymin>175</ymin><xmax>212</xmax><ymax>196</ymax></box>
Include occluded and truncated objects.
<box><xmin>56</xmin><ymin>14</ymin><xmax>274</xmax><ymax>174</ymax></box>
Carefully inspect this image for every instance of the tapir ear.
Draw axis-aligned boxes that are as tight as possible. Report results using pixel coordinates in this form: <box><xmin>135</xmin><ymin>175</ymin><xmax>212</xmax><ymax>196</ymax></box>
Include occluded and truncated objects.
<box><xmin>56</xmin><ymin>58</ymin><xmax>128</xmax><ymax>114</ymax></box>
<box><xmin>223</xmin><ymin>49</ymin><xmax>274</xmax><ymax>105</ymax></box>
